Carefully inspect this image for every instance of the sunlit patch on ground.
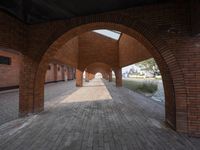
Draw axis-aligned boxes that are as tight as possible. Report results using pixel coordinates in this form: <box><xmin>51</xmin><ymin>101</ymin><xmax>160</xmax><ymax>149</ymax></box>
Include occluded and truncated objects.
<box><xmin>61</xmin><ymin>79</ymin><xmax>112</xmax><ymax>103</ymax></box>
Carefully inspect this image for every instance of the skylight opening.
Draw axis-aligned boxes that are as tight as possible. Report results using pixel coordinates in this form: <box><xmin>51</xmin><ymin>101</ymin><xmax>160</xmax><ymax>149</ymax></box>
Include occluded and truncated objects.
<box><xmin>93</xmin><ymin>29</ymin><xmax>121</xmax><ymax>40</ymax></box>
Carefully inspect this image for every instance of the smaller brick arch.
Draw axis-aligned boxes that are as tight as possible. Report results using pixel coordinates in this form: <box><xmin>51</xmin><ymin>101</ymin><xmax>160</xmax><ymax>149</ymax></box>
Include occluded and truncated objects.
<box><xmin>95</xmin><ymin>72</ymin><xmax>107</xmax><ymax>80</ymax></box>
<box><xmin>85</xmin><ymin>62</ymin><xmax>112</xmax><ymax>81</ymax></box>
<box><xmin>85</xmin><ymin>62</ymin><xmax>112</xmax><ymax>75</ymax></box>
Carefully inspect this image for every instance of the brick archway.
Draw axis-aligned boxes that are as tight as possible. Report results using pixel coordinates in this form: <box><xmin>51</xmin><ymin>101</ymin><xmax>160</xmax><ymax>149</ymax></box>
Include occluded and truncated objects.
<box><xmin>85</xmin><ymin>62</ymin><xmax>112</xmax><ymax>81</ymax></box>
<box><xmin>85</xmin><ymin>62</ymin><xmax>112</xmax><ymax>75</ymax></box>
<box><xmin>20</xmin><ymin>15</ymin><xmax>187</xmax><ymax>133</ymax></box>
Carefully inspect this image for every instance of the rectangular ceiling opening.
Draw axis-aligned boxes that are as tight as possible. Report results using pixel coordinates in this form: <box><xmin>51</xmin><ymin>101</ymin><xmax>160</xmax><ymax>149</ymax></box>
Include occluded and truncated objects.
<box><xmin>93</xmin><ymin>29</ymin><xmax>121</xmax><ymax>40</ymax></box>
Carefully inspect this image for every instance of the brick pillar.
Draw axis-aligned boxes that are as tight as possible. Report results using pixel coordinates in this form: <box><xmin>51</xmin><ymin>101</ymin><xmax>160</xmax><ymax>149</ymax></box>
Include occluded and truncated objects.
<box><xmin>103</xmin><ymin>74</ymin><xmax>106</xmax><ymax>80</ymax></box>
<box><xmin>53</xmin><ymin>64</ymin><xmax>57</xmax><ymax>82</ymax></box>
<box><xmin>103</xmin><ymin>73</ymin><xmax>109</xmax><ymax>80</ymax></box>
<box><xmin>61</xmin><ymin>65</ymin><xmax>65</xmax><ymax>81</ymax></box>
<box><xmin>19</xmin><ymin>55</ymin><xmax>38</xmax><ymax>116</ymax></box>
<box><xmin>106</xmin><ymin>74</ymin><xmax>109</xmax><ymax>80</ymax></box>
<box><xmin>72</xmin><ymin>68</ymin><xmax>76</xmax><ymax>80</ymax></box>
<box><xmin>115</xmin><ymin>68</ymin><xmax>122</xmax><ymax>87</ymax></box>
<box><xmin>67</xmin><ymin>67</ymin><xmax>73</xmax><ymax>80</ymax></box>
<box><xmin>72</xmin><ymin>68</ymin><xmax>76</xmax><ymax>79</ymax></box>
<box><xmin>109</xmin><ymin>71</ymin><xmax>112</xmax><ymax>82</ymax></box>
<box><xmin>67</xmin><ymin>67</ymin><xmax>70</xmax><ymax>80</ymax></box>
<box><xmin>76</xmin><ymin>69</ymin><xmax>83</xmax><ymax>87</ymax></box>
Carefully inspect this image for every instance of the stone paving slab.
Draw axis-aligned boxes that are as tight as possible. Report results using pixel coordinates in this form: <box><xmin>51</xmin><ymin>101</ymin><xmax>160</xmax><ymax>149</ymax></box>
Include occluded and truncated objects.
<box><xmin>0</xmin><ymin>79</ymin><xmax>199</xmax><ymax>150</ymax></box>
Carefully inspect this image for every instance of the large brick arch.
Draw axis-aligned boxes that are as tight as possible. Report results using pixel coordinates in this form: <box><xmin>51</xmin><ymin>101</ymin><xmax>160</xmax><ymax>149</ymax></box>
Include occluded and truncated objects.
<box><xmin>21</xmin><ymin>15</ymin><xmax>187</xmax><ymax>133</ymax></box>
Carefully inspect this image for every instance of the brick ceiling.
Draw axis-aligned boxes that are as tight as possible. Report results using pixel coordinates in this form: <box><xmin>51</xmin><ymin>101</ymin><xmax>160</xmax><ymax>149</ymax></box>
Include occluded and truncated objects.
<box><xmin>0</xmin><ymin>0</ymin><xmax>171</xmax><ymax>24</ymax></box>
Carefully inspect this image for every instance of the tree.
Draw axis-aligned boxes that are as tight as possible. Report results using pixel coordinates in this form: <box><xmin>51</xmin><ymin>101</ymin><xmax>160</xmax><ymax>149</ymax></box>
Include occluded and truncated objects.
<box><xmin>136</xmin><ymin>58</ymin><xmax>160</xmax><ymax>77</ymax></box>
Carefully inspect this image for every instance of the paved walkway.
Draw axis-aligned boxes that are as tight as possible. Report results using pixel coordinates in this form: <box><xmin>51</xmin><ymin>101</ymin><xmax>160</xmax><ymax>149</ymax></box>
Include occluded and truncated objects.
<box><xmin>0</xmin><ymin>79</ymin><xmax>199</xmax><ymax>150</ymax></box>
<box><xmin>0</xmin><ymin>81</ymin><xmax>77</xmax><ymax>125</ymax></box>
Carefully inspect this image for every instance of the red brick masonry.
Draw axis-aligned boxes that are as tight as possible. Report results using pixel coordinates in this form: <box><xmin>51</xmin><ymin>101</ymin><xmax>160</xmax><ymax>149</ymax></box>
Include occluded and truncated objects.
<box><xmin>0</xmin><ymin>50</ymin><xmax>75</xmax><ymax>90</ymax></box>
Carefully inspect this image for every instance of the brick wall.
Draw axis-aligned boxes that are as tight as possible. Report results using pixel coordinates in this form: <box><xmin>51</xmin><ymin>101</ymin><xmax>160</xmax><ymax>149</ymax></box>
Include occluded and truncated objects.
<box><xmin>0</xmin><ymin>50</ymin><xmax>75</xmax><ymax>89</ymax></box>
<box><xmin>66</xmin><ymin>67</ymin><xmax>75</xmax><ymax>80</ymax></box>
<box><xmin>56</xmin><ymin>65</ymin><xmax>63</xmax><ymax>81</ymax></box>
<box><xmin>173</xmin><ymin>36</ymin><xmax>200</xmax><ymax>136</ymax></box>
<box><xmin>78</xmin><ymin>32</ymin><xmax>118</xmax><ymax>70</ymax></box>
<box><xmin>45</xmin><ymin>63</ymin><xmax>55</xmax><ymax>82</ymax></box>
<box><xmin>54</xmin><ymin>37</ymin><xmax>79</xmax><ymax>67</ymax></box>
<box><xmin>119</xmin><ymin>33</ymin><xmax>152</xmax><ymax>67</ymax></box>
<box><xmin>0</xmin><ymin>50</ymin><xmax>22</xmax><ymax>89</ymax></box>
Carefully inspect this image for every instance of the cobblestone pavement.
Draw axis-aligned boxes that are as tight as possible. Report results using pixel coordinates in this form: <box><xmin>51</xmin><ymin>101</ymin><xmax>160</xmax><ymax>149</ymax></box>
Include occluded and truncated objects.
<box><xmin>0</xmin><ymin>79</ymin><xmax>199</xmax><ymax>150</ymax></box>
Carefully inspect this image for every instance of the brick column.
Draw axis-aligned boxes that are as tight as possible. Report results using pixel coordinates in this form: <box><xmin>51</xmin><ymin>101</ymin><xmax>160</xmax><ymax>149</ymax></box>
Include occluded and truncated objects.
<box><xmin>76</xmin><ymin>69</ymin><xmax>83</xmax><ymax>87</ymax></box>
<box><xmin>67</xmin><ymin>67</ymin><xmax>73</xmax><ymax>80</ymax></box>
<box><xmin>67</xmin><ymin>67</ymin><xmax>70</xmax><ymax>80</ymax></box>
<box><xmin>53</xmin><ymin>64</ymin><xmax>57</xmax><ymax>82</ymax></box>
<box><xmin>109</xmin><ymin>71</ymin><xmax>112</xmax><ymax>82</ymax></box>
<box><xmin>72</xmin><ymin>68</ymin><xmax>76</xmax><ymax>79</ymax></box>
<box><xmin>106</xmin><ymin>74</ymin><xmax>109</xmax><ymax>80</ymax></box>
<box><xmin>19</xmin><ymin>55</ymin><xmax>38</xmax><ymax>116</ymax></box>
<box><xmin>103</xmin><ymin>73</ymin><xmax>109</xmax><ymax>80</ymax></box>
<box><xmin>61</xmin><ymin>65</ymin><xmax>65</xmax><ymax>81</ymax></box>
<box><xmin>115</xmin><ymin>68</ymin><xmax>122</xmax><ymax>87</ymax></box>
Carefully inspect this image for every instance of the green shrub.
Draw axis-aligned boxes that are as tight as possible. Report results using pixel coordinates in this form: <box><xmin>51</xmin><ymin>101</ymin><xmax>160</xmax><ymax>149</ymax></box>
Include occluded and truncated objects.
<box><xmin>123</xmin><ymin>79</ymin><xmax>158</xmax><ymax>94</ymax></box>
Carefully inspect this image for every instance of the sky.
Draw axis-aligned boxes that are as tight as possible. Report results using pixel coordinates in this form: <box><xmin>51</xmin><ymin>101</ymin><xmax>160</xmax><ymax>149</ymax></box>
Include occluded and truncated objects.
<box><xmin>93</xmin><ymin>29</ymin><xmax>121</xmax><ymax>40</ymax></box>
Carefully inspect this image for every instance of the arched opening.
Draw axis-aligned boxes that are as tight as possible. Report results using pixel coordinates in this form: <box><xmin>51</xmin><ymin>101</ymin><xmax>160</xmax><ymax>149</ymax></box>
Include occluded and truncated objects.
<box><xmin>95</xmin><ymin>73</ymin><xmax>103</xmax><ymax>79</ymax></box>
<box><xmin>0</xmin><ymin>49</ymin><xmax>77</xmax><ymax>124</ymax></box>
<box><xmin>43</xmin><ymin>62</ymin><xmax>76</xmax><ymax>109</ymax></box>
<box><xmin>122</xmin><ymin>58</ymin><xmax>164</xmax><ymax>102</ymax></box>
<box><xmin>83</xmin><ymin>62</ymin><xmax>113</xmax><ymax>83</ymax></box>
<box><xmin>19</xmin><ymin>20</ymin><xmax>185</xmax><ymax>132</ymax></box>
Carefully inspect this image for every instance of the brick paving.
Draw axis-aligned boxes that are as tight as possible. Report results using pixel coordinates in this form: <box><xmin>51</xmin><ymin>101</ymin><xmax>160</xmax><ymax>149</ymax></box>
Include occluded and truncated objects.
<box><xmin>0</xmin><ymin>79</ymin><xmax>199</xmax><ymax>150</ymax></box>
<box><xmin>0</xmin><ymin>81</ymin><xmax>76</xmax><ymax>125</ymax></box>
<box><xmin>0</xmin><ymin>89</ymin><xmax>19</xmax><ymax>125</ymax></box>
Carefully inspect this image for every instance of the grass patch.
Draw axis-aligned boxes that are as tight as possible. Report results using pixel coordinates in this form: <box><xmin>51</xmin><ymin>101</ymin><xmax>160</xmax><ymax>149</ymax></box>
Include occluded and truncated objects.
<box><xmin>123</xmin><ymin>79</ymin><xmax>158</xmax><ymax>94</ymax></box>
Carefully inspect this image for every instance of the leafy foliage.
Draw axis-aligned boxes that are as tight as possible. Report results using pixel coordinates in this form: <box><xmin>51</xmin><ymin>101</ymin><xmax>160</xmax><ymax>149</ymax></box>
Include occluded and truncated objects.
<box><xmin>135</xmin><ymin>58</ymin><xmax>160</xmax><ymax>77</ymax></box>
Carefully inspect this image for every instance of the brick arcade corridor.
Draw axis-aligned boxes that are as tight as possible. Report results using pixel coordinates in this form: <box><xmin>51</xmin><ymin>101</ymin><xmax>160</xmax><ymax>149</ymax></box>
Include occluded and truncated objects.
<box><xmin>0</xmin><ymin>79</ymin><xmax>199</xmax><ymax>150</ymax></box>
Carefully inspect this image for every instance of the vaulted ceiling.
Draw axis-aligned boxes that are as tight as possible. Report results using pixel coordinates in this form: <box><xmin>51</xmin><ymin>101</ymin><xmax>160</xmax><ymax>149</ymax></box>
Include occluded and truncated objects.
<box><xmin>0</xmin><ymin>0</ymin><xmax>171</xmax><ymax>24</ymax></box>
